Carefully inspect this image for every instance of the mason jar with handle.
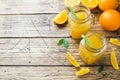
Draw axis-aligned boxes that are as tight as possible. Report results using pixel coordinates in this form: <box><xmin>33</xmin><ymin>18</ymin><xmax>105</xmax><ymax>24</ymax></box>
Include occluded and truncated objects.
<box><xmin>68</xmin><ymin>4</ymin><xmax>93</xmax><ymax>39</ymax></box>
<box><xmin>79</xmin><ymin>31</ymin><xmax>107</xmax><ymax>65</ymax></box>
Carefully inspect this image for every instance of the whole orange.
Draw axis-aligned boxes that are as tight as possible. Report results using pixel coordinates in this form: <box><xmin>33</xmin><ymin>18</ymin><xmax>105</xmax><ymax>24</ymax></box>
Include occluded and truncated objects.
<box><xmin>99</xmin><ymin>0</ymin><xmax>119</xmax><ymax>11</ymax></box>
<box><xmin>99</xmin><ymin>9</ymin><xmax>120</xmax><ymax>31</ymax></box>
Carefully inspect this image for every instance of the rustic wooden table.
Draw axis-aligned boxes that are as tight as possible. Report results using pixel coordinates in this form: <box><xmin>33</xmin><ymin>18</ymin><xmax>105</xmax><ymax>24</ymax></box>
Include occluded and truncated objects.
<box><xmin>0</xmin><ymin>0</ymin><xmax>120</xmax><ymax>80</ymax></box>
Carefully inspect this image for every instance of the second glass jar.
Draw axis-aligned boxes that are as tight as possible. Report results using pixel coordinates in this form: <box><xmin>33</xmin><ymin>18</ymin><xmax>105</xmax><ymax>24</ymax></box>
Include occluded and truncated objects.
<box><xmin>79</xmin><ymin>31</ymin><xmax>107</xmax><ymax>65</ymax></box>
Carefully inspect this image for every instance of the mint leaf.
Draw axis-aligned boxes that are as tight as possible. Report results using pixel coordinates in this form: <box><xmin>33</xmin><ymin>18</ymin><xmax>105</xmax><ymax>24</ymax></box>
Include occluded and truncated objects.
<box><xmin>98</xmin><ymin>66</ymin><xmax>104</xmax><ymax>73</ymax></box>
<box><xmin>63</xmin><ymin>39</ymin><xmax>69</xmax><ymax>49</ymax></box>
<box><xmin>57</xmin><ymin>39</ymin><xmax>64</xmax><ymax>45</ymax></box>
<box><xmin>57</xmin><ymin>38</ymin><xmax>69</xmax><ymax>49</ymax></box>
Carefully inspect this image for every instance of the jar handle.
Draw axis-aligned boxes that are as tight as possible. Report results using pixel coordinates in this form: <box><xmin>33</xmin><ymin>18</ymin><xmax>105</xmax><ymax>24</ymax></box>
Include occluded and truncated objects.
<box><xmin>90</xmin><ymin>14</ymin><xmax>95</xmax><ymax>25</ymax></box>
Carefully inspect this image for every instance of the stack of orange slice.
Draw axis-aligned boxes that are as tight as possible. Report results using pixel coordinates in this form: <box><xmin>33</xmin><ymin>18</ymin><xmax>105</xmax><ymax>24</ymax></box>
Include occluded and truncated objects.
<box><xmin>81</xmin><ymin>0</ymin><xmax>98</xmax><ymax>10</ymax></box>
<box><xmin>64</xmin><ymin>0</ymin><xmax>81</xmax><ymax>7</ymax></box>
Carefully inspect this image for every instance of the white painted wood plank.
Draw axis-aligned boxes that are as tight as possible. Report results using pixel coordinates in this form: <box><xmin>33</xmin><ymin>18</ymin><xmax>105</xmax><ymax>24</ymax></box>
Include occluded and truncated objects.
<box><xmin>0</xmin><ymin>0</ymin><xmax>119</xmax><ymax>14</ymax></box>
<box><xmin>0</xmin><ymin>38</ymin><xmax>119</xmax><ymax>65</ymax></box>
<box><xmin>0</xmin><ymin>14</ymin><xmax>118</xmax><ymax>37</ymax></box>
<box><xmin>0</xmin><ymin>0</ymin><xmax>62</xmax><ymax>14</ymax></box>
<box><xmin>0</xmin><ymin>66</ymin><xmax>119</xmax><ymax>80</ymax></box>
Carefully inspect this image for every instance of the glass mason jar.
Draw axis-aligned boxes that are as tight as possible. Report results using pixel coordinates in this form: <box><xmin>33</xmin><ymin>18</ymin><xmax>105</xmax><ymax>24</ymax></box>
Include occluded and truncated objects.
<box><xmin>79</xmin><ymin>32</ymin><xmax>107</xmax><ymax>65</ymax></box>
<box><xmin>68</xmin><ymin>4</ymin><xmax>92</xmax><ymax>39</ymax></box>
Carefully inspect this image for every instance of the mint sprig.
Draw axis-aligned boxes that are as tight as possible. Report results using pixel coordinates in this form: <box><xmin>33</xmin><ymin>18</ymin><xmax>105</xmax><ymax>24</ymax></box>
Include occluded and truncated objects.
<box><xmin>98</xmin><ymin>66</ymin><xmax>104</xmax><ymax>73</ymax></box>
<box><xmin>57</xmin><ymin>38</ymin><xmax>69</xmax><ymax>49</ymax></box>
<box><xmin>57</xmin><ymin>39</ymin><xmax>64</xmax><ymax>45</ymax></box>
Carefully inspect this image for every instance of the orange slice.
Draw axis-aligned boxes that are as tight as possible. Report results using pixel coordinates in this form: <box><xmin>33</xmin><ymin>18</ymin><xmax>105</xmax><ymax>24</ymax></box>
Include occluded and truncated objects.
<box><xmin>53</xmin><ymin>10</ymin><xmax>68</xmax><ymax>24</ymax></box>
<box><xmin>110</xmin><ymin>38</ymin><xmax>120</xmax><ymax>46</ymax></box>
<box><xmin>110</xmin><ymin>50</ymin><xmax>119</xmax><ymax>70</ymax></box>
<box><xmin>76</xmin><ymin>68</ymin><xmax>90</xmax><ymax>76</ymax></box>
<box><xmin>81</xmin><ymin>0</ymin><xmax>98</xmax><ymax>10</ymax></box>
<box><xmin>66</xmin><ymin>52</ymin><xmax>80</xmax><ymax>67</ymax></box>
<box><xmin>64</xmin><ymin>0</ymin><xmax>81</xmax><ymax>7</ymax></box>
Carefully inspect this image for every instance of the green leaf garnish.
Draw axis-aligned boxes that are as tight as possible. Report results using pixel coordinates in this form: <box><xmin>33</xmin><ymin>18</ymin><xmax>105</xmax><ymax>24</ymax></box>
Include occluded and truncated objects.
<box><xmin>57</xmin><ymin>39</ymin><xmax>64</xmax><ymax>45</ymax></box>
<box><xmin>82</xmin><ymin>34</ymin><xmax>94</xmax><ymax>49</ymax></box>
<box><xmin>63</xmin><ymin>39</ymin><xmax>69</xmax><ymax>49</ymax></box>
<box><xmin>67</xmin><ymin>3</ymin><xmax>79</xmax><ymax>20</ymax></box>
<box><xmin>57</xmin><ymin>38</ymin><xmax>69</xmax><ymax>49</ymax></box>
<box><xmin>98</xmin><ymin>66</ymin><xmax>104</xmax><ymax>73</ymax></box>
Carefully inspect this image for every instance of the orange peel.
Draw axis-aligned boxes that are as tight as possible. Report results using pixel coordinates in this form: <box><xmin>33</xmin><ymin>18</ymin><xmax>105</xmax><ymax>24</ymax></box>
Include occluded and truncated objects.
<box><xmin>64</xmin><ymin>0</ymin><xmax>81</xmax><ymax>8</ymax></box>
<box><xmin>110</xmin><ymin>38</ymin><xmax>120</xmax><ymax>46</ymax></box>
<box><xmin>76</xmin><ymin>68</ymin><xmax>90</xmax><ymax>76</ymax></box>
<box><xmin>53</xmin><ymin>10</ymin><xmax>68</xmax><ymax>24</ymax></box>
<box><xmin>66</xmin><ymin>52</ymin><xmax>80</xmax><ymax>67</ymax></box>
<box><xmin>110</xmin><ymin>50</ymin><xmax>119</xmax><ymax>70</ymax></box>
<box><xmin>81</xmin><ymin>0</ymin><xmax>98</xmax><ymax>10</ymax></box>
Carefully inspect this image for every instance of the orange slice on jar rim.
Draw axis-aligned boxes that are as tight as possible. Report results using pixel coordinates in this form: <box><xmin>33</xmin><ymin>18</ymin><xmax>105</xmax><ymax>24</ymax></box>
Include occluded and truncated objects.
<box><xmin>53</xmin><ymin>10</ymin><xmax>68</xmax><ymax>24</ymax></box>
<box><xmin>64</xmin><ymin>0</ymin><xmax>81</xmax><ymax>8</ymax></box>
<box><xmin>66</xmin><ymin>52</ymin><xmax>80</xmax><ymax>67</ymax></box>
<box><xmin>110</xmin><ymin>50</ymin><xmax>119</xmax><ymax>70</ymax></box>
<box><xmin>76</xmin><ymin>68</ymin><xmax>90</xmax><ymax>76</ymax></box>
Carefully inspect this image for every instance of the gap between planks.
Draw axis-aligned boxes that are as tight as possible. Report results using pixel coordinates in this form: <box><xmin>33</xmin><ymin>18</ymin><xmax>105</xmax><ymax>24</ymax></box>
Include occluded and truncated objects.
<box><xmin>0</xmin><ymin>13</ymin><xmax>57</xmax><ymax>15</ymax></box>
<box><xmin>0</xmin><ymin>36</ymin><xmax>119</xmax><ymax>39</ymax></box>
<box><xmin>0</xmin><ymin>65</ymin><xmax>114</xmax><ymax>67</ymax></box>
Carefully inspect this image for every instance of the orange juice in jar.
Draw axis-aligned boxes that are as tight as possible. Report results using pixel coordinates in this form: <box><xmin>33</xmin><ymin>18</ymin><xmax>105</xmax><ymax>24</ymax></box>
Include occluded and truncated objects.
<box><xmin>79</xmin><ymin>32</ymin><xmax>107</xmax><ymax>65</ymax></box>
<box><xmin>68</xmin><ymin>4</ymin><xmax>92</xmax><ymax>39</ymax></box>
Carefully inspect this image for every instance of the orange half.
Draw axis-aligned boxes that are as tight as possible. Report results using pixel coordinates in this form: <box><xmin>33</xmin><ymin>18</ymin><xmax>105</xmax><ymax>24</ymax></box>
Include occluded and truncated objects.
<box><xmin>81</xmin><ymin>0</ymin><xmax>98</xmax><ymax>10</ymax></box>
<box><xmin>64</xmin><ymin>0</ymin><xmax>81</xmax><ymax>7</ymax></box>
<box><xmin>66</xmin><ymin>52</ymin><xmax>80</xmax><ymax>67</ymax></box>
<box><xmin>53</xmin><ymin>10</ymin><xmax>68</xmax><ymax>24</ymax></box>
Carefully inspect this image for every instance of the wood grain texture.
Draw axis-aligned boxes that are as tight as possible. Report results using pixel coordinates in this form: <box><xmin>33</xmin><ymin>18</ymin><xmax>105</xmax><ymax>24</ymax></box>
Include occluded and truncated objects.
<box><xmin>0</xmin><ymin>38</ymin><xmax>119</xmax><ymax>65</ymax></box>
<box><xmin>0</xmin><ymin>0</ymin><xmax>119</xmax><ymax>80</ymax></box>
<box><xmin>0</xmin><ymin>0</ymin><xmax>61</xmax><ymax>14</ymax></box>
<box><xmin>0</xmin><ymin>14</ymin><xmax>119</xmax><ymax>37</ymax></box>
<box><xmin>0</xmin><ymin>66</ymin><xmax>119</xmax><ymax>80</ymax></box>
<box><xmin>0</xmin><ymin>0</ymin><xmax>119</xmax><ymax>14</ymax></box>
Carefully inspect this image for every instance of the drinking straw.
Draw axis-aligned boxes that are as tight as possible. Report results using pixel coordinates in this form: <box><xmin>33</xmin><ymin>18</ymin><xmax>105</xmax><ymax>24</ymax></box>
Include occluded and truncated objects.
<box><xmin>67</xmin><ymin>3</ymin><xmax>79</xmax><ymax>20</ymax></box>
<box><xmin>82</xmin><ymin>34</ymin><xmax>94</xmax><ymax>48</ymax></box>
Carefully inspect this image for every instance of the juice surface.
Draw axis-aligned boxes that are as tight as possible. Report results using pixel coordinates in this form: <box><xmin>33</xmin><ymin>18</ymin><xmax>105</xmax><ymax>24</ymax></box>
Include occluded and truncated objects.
<box><xmin>79</xmin><ymin>34</ymin><xmax>106</xmax><ymax>64</ymax></box>
<box><xmin>68</xmin><ymin>12</ymin><xmax>91</xmax><ymax>39</ymax></box>
<box><xmin>77</xmin><ymin>12</ymin><xmax>87</xmax><ymax>19</ymax></box>
<box><xmin>87</xmin><ymin>35</ymin><xmax>104</xmax><ymax>49</ymax></box>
